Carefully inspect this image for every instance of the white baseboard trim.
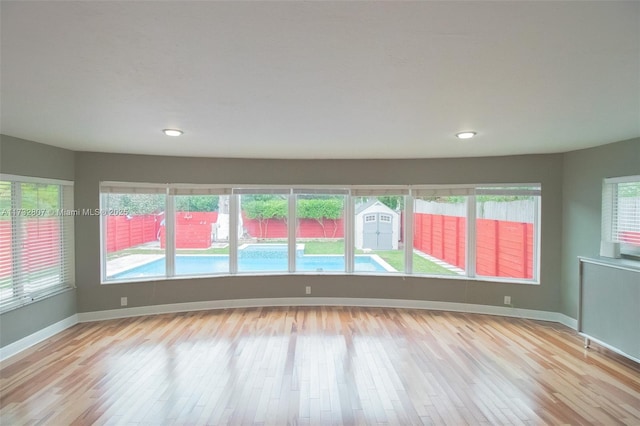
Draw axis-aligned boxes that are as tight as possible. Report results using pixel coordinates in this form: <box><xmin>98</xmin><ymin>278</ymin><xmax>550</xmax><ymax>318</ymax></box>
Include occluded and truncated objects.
<box><xmin>555</xmin><ymin>313</ymin><xmax>578</xmax><ymax>330</ymax></box>
<box><xmin>0</xmin><ymin>314</ymin><xmax>79</xmax><ymax>364</ymax></box>
<box><xmin>77</xmin><ymin>297</ymin><xmax>578</xmax><ymax>329</ymax></box>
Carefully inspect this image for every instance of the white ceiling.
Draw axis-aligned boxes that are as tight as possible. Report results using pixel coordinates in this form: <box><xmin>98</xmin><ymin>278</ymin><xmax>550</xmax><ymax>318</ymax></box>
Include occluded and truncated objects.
<box><xmin>1</xmin><ymin>1</ymin><xmax>639</xmax><ymax>160</ymax></box>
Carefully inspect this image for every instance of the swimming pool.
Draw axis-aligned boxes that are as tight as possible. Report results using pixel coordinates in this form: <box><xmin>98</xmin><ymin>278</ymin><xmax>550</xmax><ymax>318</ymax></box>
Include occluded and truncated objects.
<box><xmin>111</xmin><ymin>245</ymin><xmax>392</xmax><ymax>279</ymax></box>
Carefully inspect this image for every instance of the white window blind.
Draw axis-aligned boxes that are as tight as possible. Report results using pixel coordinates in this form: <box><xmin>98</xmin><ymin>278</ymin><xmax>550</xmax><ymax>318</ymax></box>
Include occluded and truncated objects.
<box><xmin>169</xmin><ymin>184</ymin><xmax>232</xmax><ymax>195</ymax></box>
<box><xmin>351</xmin><ymin>187</ymin><xmax>409</xmax><ymax>196</ymax></box>
<box><xmin>603</xmin><ymin>176</ymin><xmax>640</xmax><ymax>257</ymax></box>
<box><xmin>411</xmin><ymin>186</ymin><xmax>475</xmax><ymax>197</ymax></box>
<box><xmin>292</xmin><ymin>188</ymin><xmax>349</xmax><ymax>195</ymax></box>
<box><xmin>232</xmin><ymin>188</ymin><xmax>291</xmax><ymax>195</ymax></box>
<box><xmin>0</xmin><ymin>176</ymin><xmax>75</xmax><ymax>312</ymax></box>
<box><xmin>100</xmin><ymin>182</ymin><xmax>167</xmax><ymax>194</ymax></box>
<box><xmin>475</xmin><ymin>186</ymin><xmax>541</xmax><ymax>196</ymax></box>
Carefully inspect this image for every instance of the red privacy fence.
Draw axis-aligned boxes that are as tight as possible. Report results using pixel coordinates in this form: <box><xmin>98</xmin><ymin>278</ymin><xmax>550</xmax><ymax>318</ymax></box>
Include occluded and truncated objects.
<box><xmin>158</xmin><ymin>213</ymin><xmax>345</xmax><ymax>248</ymax></box>
<box><xmin>0</xmin><ymin>219</ymin><xmax>61</xmax><ymax>279</ymax></box>
<box><xmin>242</xmin><ymin>215</ymin><xmax>345</xmax><ymax>239</ymax></box>
<box><xmin>476</xmin><ymin>218</ymin><xmax>534</xmax><ymax>278</ymax></box>
<box><xmin>414</xmin><ymin>214</ymin><xmax>466</xmax><ymax>271</ymax></box>
<box><xmin>106</xmin><ymin>214</ymin><xmax>161</xmax><ymax>253</ymax></box>
<box><xmin>413</xmin><ymin>213</ymin><xmax>534</xmax><ymax>279</ymax></box>
<box><xmin>159</xmin><ymin>212</ymin><xmax>219</xmax><ymax>249</ymax></box>
<box><xmin>620</xmin><ymin>231</ymin><xmax>640</xmax><ymax>245</ymax></box>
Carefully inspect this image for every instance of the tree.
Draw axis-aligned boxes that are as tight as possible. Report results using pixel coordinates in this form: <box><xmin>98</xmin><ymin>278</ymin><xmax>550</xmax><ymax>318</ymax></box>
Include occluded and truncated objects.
<box><xmin>20</xmin><ymin>183</ymin><xmax>60</xmax><ymax>210</ymax></box>
<box><xmin>105</xmin><ymin>194</ymin><xmax>165</xmax><ymax>215</ymax></box>
<box><xmin>378</xmin><ymin>196</ymin><xmax>404</xmax><ymax>210</ymax></box>
<box><xmin>175</xmin><ymin>196</ymin><xmax>219</xmax><ymax>212</ymax></box>
<box><xmin>297</xmin><ymin>198</ymin><xmax>343</xmax><ymax>237</ymax></box>
<box><xmin>355</xmin><ymin>196</ymin><xmax>404</xmax><ymax>211</ymax></box>
<box><xmin>242</xmin><ymin>196</ymin><xmax>287</xmax><ymax>238</ymax></box>
<box><xmin>619</xmin><ymin>182</ymin><xmax>640</xmax><ymax>197</ymax></box>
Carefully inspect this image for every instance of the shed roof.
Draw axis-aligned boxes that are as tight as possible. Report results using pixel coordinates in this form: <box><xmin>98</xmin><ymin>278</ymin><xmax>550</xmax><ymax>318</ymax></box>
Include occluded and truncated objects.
<box><xmin>355</xmin><ymin>200</ymin><xmax>397</xmax><ymax>216</ymax></box>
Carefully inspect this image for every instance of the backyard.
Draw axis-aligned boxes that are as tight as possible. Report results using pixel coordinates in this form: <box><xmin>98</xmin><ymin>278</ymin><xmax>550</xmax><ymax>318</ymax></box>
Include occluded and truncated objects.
<box><xmin>99</xmin><ymin>193</ymin><xmax>543</xmax><ymax>280</ymax></box>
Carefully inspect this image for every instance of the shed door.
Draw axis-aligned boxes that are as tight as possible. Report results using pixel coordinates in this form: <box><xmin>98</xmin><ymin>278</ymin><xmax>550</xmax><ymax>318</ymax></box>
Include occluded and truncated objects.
<box><xmin>362</xmin><ymin>213</ymin><xmax>393</xmax><ymax>250</ymax></box>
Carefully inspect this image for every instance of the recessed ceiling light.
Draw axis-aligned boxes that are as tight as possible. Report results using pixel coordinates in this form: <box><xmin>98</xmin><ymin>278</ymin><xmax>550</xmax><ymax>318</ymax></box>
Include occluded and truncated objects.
<box><xmin>163</xmin><ymin>129</ymin><xmax>183</xmax><ymax>137</ymax></box>
<box><xmin>456</xmin><ymin>131</ymin><xmax>476</xmax><ymax>139</ymax></box>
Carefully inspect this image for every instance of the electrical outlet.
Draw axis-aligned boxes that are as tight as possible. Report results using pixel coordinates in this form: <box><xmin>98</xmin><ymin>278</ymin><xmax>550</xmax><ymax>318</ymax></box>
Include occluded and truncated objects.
<box><xmin>305</xmin><ymin>286</ymin><xmax>311</xmax><ymax>295</ymax></box>
<box><xmin>504</xmin><ymin>296</ymin><xmax>511</xmax><ymax>305</ymax></box>
<box><xmin>120</xmin><ymin>297</ymin><xmax>128</xmax><ymax>307</ymax></box>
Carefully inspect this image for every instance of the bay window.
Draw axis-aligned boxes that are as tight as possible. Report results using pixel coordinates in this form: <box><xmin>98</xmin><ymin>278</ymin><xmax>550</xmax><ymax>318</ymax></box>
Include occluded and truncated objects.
<box><xmin>100</xmin><ymin>183</ymin><xmax>541</xmax><ymax>284</ymax></box>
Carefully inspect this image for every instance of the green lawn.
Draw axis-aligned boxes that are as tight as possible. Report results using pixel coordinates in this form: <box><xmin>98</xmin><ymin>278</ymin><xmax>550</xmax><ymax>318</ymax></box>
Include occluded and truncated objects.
<box><xmin>302</xmin><ymin>240</ymin><xmax>344</xmax><ymax>254</ymax></box>
<box><xmin>303</xmin><ymin>240</ymin><xmax>456</xmax><ymax>275</ymax></box>
<box><xmin>368</xmin><ymin>249</ymin><xmax>456</xmax><ymax>275</ymax></box>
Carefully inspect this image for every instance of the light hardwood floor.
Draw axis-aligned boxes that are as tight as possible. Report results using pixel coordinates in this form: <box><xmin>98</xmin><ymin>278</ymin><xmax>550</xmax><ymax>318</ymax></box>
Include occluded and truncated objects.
<box><xmin>1</xmin><ymin>307</ymin><xmax>639</xmax><ymax>425</ymax></box>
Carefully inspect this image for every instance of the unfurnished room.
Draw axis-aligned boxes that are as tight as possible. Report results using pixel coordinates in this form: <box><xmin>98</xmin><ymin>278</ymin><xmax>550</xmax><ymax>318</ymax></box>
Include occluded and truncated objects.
<box><xmin>0</xmin><ymin>1</ymin><xmax>639</xmax><ymax>425</ymax></box>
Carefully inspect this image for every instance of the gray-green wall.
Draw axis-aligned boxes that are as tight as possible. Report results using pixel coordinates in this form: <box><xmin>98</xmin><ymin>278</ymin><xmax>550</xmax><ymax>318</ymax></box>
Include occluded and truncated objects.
<box><xmin>74</xmin><ymin>152</ymin><xmax>564</xmax><ymax>314</ymax></box>
<box><xmin>560</xmin><ymin>137</ymin><xmax>640</xmax><ymax>318</ymax></box>
<box><xmin>2</xmin><ymin>133</ymin><xmax>638</xmax><ymax>350</ymax></box>
<box><xmin>0</xmin><ymin>135</ymin><xmax>77</xmax><ymax>347</ymax></box>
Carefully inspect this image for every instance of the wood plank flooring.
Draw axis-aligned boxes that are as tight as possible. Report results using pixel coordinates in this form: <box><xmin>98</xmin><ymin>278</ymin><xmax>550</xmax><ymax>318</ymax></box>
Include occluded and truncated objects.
<box><xmin>1</xmin><ymin>307</ymin><xmax>639</xmax><ymax>425</ymax></box>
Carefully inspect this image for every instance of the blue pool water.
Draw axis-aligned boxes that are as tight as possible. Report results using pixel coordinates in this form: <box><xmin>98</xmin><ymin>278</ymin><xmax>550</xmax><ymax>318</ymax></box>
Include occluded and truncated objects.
<box><xmin>112</xmin><ymin>245</ymin><xmax>389</xmax><ymax>279</ymax></box>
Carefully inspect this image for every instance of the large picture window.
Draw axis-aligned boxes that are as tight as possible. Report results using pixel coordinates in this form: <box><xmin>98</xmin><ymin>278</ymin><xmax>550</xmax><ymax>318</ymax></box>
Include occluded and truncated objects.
<box><xmin>173</xmin><ymin>193</ymin><xmax>227</xmax><ymax>276</ymax></box>
<box><xmin>169</xmin><ymin>185</ymin><xmax>232</xmax><ymax>276</ymax></box>
<box><xmin>100</xmin><ymin>183</ymin><xmax>542</xmax><ymax>284</ymax></box>
<box><xmin>295</xmin><ymin>191</ymin><xmax>347</xmax><ymax>272</ymax></box>
<box><xmin>101</xmin><ymin>184</ymin><xmax>166</xmax><ymax>281</ymax></box>
<box><xmin>0</xmin><ymin>175</ymin><xmax>74</xmax><ymax>312</ymax></box>
<box><xmin>412</xmin><ymin>192</ymin><xmax>468</xmax><ymax>276</ymax></box>
<box><xmin>475</xmin><ymin>186</ymin><xmax>540</xmax><ymax>280</ymax></box>
<box><xmin>352</xmin><ymin>191</ymin><xmax>406</xmax><ymax>274</ymax></box>
<box><xmin>236</xmin><ymin>190</ymin><xmax>290</xmax><ymax>273</ymax></box>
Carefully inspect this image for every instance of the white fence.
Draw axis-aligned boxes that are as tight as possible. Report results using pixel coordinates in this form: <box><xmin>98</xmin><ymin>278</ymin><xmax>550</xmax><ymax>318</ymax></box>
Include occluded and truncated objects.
<box><xmin>414</xmin><ymin>199</ymin><xmax>466</xmax><ymax>217</ymax></box>
<box><xmin>414</xmin><ymin>199</ymin><xmax>535</xmax><ymax>223</ymax></box>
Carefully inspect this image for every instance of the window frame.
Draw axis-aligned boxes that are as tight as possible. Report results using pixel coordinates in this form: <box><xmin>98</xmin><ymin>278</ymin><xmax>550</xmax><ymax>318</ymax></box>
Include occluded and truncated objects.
<box><xmin>351</xmin><ymin>187</ymin><xmax>409</xmax><ymax>275</ymax></box>
<box><xmin>234</xmin><ymin>189</ymin><xmax>291</xmax><ymax>274</ymax></box>
<box><xmin>294</xmin><ymin>191</ymin><xmax>347</xmax><ymax>273</ymax></box>
<box><xmin>411</xmin><ymin>192</ymin><xmax>469</xmax><ymax>277</ymax></box>
<box><xmin>173</xmin><ymin>193</ymin><xmax>228</xmax><ymax>277</ymax></box>
<box><xmin>473</xmin><ymin>185</ymin><xmax>541</xmax><ymax>283</ymax></box>
<box><xmin>99</xmin><ymin>182</ymin><xmax>542</xmax><ymax>285</ymax></box>
<box><xmin>99</xmin><ymin>182</ymin><xmax>168</xmax><ymax>283</ymax></box>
